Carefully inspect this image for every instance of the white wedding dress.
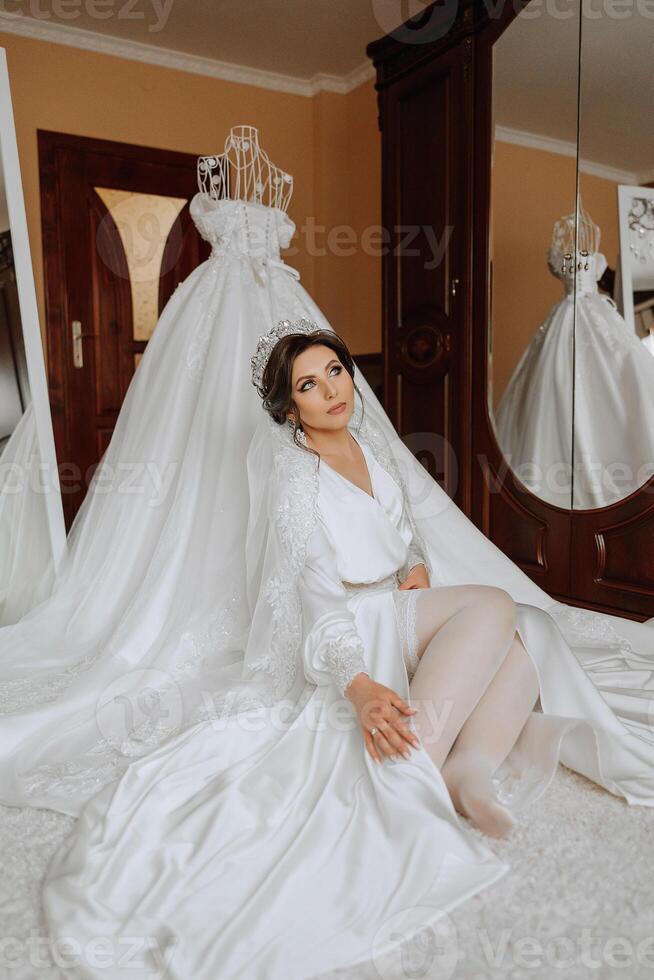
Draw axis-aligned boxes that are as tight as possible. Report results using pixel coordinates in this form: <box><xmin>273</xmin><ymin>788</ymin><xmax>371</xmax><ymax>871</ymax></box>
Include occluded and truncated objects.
<box><xmin>495</xmin><ymin>245</ymin><xmax>654</xmax><ymax>508</ymax></box>
<box><xmin>1</xmin><ymin>164</ymin><xmax>654</xmax><ymax>977</ymax></box>
<box><xmin>0</xmin><ymin>401</ymin><xmax>55</xmax><ymax>625</ymax></box>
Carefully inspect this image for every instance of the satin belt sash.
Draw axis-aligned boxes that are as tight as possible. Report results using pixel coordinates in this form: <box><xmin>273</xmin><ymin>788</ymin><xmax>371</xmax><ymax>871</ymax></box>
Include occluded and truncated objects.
<box><xmin>341</xmin><ymin>572</ymin><xmax>399</xmax><ymax>596</ymax></box>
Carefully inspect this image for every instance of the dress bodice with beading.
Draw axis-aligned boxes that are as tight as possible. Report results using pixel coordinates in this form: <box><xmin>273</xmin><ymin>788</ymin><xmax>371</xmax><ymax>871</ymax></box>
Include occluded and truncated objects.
<box><xmin>547</xmin><ymin>246</ymin><xmax>608</xmax><ymax>298</ymax></box>
<box><xmin>189</xmin><ymin>192</ymin><xmax>296</xmax><ymax>263</ymax></box>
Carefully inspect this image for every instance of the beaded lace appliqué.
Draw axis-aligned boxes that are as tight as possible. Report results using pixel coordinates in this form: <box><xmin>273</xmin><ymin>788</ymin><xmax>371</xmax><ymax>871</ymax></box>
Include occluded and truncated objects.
<box><xmin>548</xmin><ymin>604</ymin><xmax>636</xmax><ymax>661</ymax></box>
<box><xmin>1</xmin><ymin>650</ymin><xmax>103</xmax><ymax>715</ymax></box>
<box><xmin>21</xmin><ymin>591</ymin><xmax>243</xmax><ymax>801</ymax></box>
<box><xmin>186</xmin><ymin>259</ymin><xmax>220</xmax><ymax>381</ymax></box>
<box><xmin>324</xmin><ymin>630</ymin><xmax>368</xmax><ymax>697</ymax></box>
<box><xmin>243</xmin><ymin>440</ymin><xmax>317</xmax><ymax>697</ymax></box>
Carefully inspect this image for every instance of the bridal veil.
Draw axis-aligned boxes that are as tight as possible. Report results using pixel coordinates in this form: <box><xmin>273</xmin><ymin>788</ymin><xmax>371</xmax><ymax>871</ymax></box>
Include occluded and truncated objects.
<box><xmin>0</xmin><ymin>181</ymin><xmax>653</xmax><ymax>820</ymax></box>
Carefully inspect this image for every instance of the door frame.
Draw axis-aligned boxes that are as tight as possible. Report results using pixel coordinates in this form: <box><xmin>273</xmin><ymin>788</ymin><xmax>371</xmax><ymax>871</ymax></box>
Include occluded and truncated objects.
<box><xmin>37</xmin><ymin>130</ymin><xmax>203</xmax><ymax>527</ymax></box>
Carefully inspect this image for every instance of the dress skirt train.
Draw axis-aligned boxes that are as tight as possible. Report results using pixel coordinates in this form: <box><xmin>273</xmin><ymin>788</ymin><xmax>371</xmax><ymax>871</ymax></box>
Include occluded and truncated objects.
<box><xmin>41</xmin><ymin>580</ymin><xmax>654</xmax><ymax>978</ymax></box>
<box><xmin>43</xmin><ymin>588</ymin><xmax>510</xmax><ymax>980</ymax></box>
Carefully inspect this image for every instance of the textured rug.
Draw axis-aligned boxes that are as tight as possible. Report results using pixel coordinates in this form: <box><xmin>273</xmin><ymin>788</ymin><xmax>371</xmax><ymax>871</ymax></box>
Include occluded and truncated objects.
<box><xmin>1</xmin><ymin>764</ymin><xmax>653</xmax><ymax>980</ymax></box>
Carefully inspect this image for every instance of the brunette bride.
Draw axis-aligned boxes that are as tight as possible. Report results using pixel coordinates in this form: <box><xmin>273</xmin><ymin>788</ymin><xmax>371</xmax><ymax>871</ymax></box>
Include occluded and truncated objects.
<box><xmin>273</xmin><ymin>326</ymin><xmax>539</xmax><ymax>839</ymax></box>
<box><xmin>41</xmin><ymin>319</ymin><xmax>654</xmax><ymax>979</ymax></box>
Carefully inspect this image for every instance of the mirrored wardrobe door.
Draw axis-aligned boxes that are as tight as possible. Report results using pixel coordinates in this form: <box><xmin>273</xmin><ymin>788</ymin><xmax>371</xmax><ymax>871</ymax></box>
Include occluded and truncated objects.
<box><xmin>575</xmin><ymin>1</ymin><xmax>654</xmax><ymax>510</ymax></box>
<box><xmin>488</xmin><ymin>2</ymin><xmax>582</xmax><ymax>514</ymax></box>
<box><xmin>0</xmin><ymin>48</ymin><xmax>66</xmax><ymax>624</ymax></box>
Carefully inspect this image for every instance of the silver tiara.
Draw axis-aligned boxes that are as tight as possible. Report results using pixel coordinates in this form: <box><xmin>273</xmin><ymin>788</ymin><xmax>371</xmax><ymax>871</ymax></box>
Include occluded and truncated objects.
<box><xmin>250</xmin><ymin>316</ymin><xmax>322</xmax><ymax>398</ymax></box>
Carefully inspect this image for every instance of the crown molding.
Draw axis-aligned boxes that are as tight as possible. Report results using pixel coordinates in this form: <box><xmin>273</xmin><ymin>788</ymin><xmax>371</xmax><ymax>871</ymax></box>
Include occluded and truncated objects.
<box><xmin>0</xmin><ymin>12</ymin><xmax>374</xmax><ymax>96</ymax></box>
<box><xmin>495</xmin><ymin>124</ymin><xmax>640</xmax><ymax>186</ymax></box>
<box><xmin>310</xmin><ymin>61</ymin><xmax>375</xmax><ymax>95</ymax></box>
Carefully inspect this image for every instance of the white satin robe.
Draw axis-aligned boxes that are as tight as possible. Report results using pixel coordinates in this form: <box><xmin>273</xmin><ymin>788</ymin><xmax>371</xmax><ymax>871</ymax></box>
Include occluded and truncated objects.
<box><xmin>301</xmin><ymin>434</ymin><xmax>426</xmax><ymax>692</ymax></box>
<box><xmin>41</xmin><ymin>436</ymin><xmax>512</xmax><ymax>980</ymax></box>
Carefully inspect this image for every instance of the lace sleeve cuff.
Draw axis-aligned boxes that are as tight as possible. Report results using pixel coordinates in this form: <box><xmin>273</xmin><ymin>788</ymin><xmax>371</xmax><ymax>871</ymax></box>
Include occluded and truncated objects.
<box><xmin>406</xmin><ymin>541</ymin><xmax>427</xmax><ymax>573</ymax></box>
<box><xmin>404</xmin><ymin>536</ymin><xmax>433</xmax><ymax>583</ymax></box>
<box><xmin>323</xmin><ymin>628</ymin><xmax>369</xmax><ymax>697</ymax></box>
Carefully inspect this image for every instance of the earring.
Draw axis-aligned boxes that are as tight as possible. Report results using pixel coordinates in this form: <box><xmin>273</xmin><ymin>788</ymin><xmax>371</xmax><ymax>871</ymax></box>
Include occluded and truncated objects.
<box><xmin>286</xmin><ymin>415</ymin><xmax>307</xmax><ymax>445</ymax></box>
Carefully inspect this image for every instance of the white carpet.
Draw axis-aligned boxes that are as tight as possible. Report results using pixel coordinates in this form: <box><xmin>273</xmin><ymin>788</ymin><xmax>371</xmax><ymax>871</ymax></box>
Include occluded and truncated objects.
<box><xmin>1</xmin><ymin>765</ymin><xmax>653</xmax><ymax>980</ymax></box>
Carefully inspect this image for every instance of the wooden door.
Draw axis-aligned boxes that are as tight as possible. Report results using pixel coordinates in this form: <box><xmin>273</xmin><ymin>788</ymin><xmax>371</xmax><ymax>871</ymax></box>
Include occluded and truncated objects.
<box><xmin>373</xmin><ymin>39</ymin><xmax>473</xmax><ymax>509</ymax></box>
<box><xmin>38</xmin><ymin>131</ymin><xmax>210</xmax><ymax>528</ymax></box>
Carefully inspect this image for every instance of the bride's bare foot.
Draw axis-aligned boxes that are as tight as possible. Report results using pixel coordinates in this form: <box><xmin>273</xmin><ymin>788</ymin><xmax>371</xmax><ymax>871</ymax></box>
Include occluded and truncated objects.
<box><xmin>441</xmin><ymin>749</ymin><xmax>515</xmax><ymax>840</ymax></box>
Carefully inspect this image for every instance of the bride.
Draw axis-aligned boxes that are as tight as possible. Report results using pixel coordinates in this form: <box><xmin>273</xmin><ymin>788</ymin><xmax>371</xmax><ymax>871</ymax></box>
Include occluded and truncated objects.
<box><xmin>260</xmin><ymin>321</ymin><xmax>540</xmax><ymax>840</ymax></box>
<box><xmin>2</xmin><ymin>126</ymin><xmax>654</xmax><ymax>976</ymax></box>
<box><xmin>40</xmin><ymin>318</ymin><xmax>654</xmax><ymax>979</ymax></box>
<box><xmin>38</xmin><ymin>320</ymin><xmax>529</xmax><ymax>978</ymax></box>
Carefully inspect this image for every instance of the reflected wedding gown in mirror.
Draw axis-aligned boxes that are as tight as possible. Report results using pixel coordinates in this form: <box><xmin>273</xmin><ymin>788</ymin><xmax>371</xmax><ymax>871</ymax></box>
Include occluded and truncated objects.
<box><xmin>1</xmin><ymin>138</ymin><xmax>654</xmax><ymax>977</ymax></box>
<box><xmin>495</xmin><ymin>213</ymin><xmax>654</xmax><ymax>508</ymax></box>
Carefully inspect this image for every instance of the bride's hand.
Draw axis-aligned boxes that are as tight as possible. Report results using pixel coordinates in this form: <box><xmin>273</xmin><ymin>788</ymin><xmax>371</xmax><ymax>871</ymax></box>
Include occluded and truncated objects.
<box><xmin>398</xmin><ymin>563</ymin><xmax>429</xmax><ymax>590</ymax></box>
<box><xmin>345</xmin><ymin>674</ymin><xmax>420</xmax><ymax>764</ymax></box>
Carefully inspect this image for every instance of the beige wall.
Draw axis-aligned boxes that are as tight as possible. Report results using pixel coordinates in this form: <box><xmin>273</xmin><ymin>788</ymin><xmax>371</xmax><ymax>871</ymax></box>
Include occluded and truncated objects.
<box><xmin>491</xmin><ymin>140</ymin><xmax>620</xmax><ymax>406</ymax></box>
<box><xmin>9</xmin><ymin>32</ymin><xmax>622</xmax><ymax>392</ymax></box>
<box><xmin>309</xmin><ymin>86</ymin><xmax>382</xmax><ymax>354</ymax></box>
<box><xmin>0</xmin><ymin>31</ymin><xmax>381</xmax><ymax>359</ymax></box>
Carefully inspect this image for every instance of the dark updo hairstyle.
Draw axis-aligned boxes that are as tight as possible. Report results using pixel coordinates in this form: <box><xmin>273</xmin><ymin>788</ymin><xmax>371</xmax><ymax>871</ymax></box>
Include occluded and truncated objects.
<box><xmin>260</xmin><ymin>329</ymin><xmax>365</xmax><ymax>459</ymax></box>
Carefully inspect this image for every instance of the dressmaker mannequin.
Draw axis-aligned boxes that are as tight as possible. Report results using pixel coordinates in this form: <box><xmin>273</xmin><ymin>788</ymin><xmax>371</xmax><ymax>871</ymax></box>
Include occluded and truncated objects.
<box><xmin>551</xmin><ymin>193</ymin><xmax>600</xmax><ymax>257</ymax></box>
<box><xmin>197</xmin><ymin>124</ymin><xmax>294</xmax><ymax>212</ymax></box>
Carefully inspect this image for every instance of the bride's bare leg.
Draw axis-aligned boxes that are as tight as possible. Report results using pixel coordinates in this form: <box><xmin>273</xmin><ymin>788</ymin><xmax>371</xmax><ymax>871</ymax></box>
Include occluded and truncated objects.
<box><xmin>440</xmin><ymin>631</ymin><xmax>540</xmax><ymax>839</ymax></box>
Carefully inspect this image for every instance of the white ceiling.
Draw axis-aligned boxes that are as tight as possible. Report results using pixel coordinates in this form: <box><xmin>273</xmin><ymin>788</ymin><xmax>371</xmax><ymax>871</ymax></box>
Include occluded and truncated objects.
<box><xmin>494</xmin><ymin>6</ymin><xmax>654</xmax><ymax>181</ymax></box>
<box><xmin>0</xmin><ymin>0</ymin><xmax>410</xmax><ymax>91</ymax></box>
<box><xmin>0</xmin><ymin>1</ymin><xmax>651</xmax><ymax>177</ymax></box>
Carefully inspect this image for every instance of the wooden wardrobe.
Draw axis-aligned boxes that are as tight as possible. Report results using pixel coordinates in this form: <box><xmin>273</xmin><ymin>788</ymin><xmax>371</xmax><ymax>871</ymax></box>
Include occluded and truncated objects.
<box><xmin>367</xmin><ymin>0</ymin><xmax>654</xmax><ymax>620</ymax></box>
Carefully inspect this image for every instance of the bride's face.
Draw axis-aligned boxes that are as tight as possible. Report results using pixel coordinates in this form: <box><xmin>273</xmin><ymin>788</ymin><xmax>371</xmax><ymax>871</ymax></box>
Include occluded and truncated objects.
<box><xmin>288</xmin><ymin>344</ymin><xmax>353</xmax><ymax>432</ymax></box>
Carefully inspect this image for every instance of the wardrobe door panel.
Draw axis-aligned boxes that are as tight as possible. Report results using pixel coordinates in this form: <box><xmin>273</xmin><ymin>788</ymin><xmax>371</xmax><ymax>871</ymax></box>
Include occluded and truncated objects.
<box><xmin>380</xmin><ymin>42</ymin><xmax>472</xmax><ymax>505</ymax></box>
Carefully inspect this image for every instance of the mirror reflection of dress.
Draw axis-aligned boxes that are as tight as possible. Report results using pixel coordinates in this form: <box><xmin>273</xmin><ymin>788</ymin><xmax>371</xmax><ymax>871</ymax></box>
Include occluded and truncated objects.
<box><xmin>495</xmin><ymin>210</ymin><xmax>654</xmax><ymax>509</ymax></box>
